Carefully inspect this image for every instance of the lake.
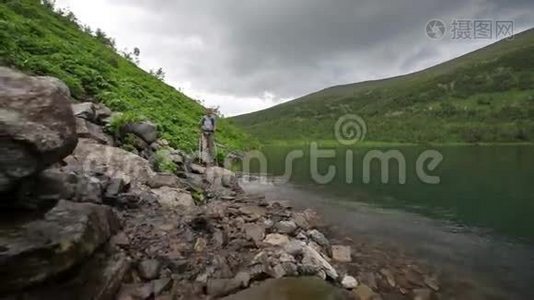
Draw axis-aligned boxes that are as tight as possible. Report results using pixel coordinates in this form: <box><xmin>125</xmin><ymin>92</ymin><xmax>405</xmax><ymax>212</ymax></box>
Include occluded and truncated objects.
<box><xmin>238</xmin><ymin>144</ymin><xmax>534</xmax><ymax>298</ymax></box>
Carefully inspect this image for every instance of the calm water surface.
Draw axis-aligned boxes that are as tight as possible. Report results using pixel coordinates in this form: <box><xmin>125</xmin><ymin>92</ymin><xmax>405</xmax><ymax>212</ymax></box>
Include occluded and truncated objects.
<box><xmin>240</xmin><ymin>145</ymin><xmax>534</xmax><ymax>298</ymax></box>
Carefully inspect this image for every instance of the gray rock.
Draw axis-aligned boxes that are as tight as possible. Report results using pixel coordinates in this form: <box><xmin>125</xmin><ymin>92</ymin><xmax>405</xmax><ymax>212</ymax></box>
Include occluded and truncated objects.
<box><xmin>243</xmin><ymin>223</ymin><xmax>265</xmax><ymax>243</ymax></box>
<box><xmin>169</xmin><ymin>149</ymin><xmax>185</xmax><ymax>165</ymax></box>
<box><xmin>66</xmin><ymin>139</ymin><xmax>155</xmax><ymax>187</ymax></box>
<box><xmin>292</xmin><ymin>212</ymin><xmax>311</xmax><ymax>230</ymax></box>
<box><xmin>152</xmin><ymin>278</ymin><xmax>173</xmax><ymax>295</ymax></box>
<box><xmin>75</xmin><ymin>118</ymin><xmax>113</xmax><ymax>145</ymax></box>
<box><xmin>81</xmin><ymin>252</ymin><xmax>131</xmax><ymax>300</ymax></box>
<box><xmin>110</xmin><ymin>231</ymin><xmax>130</xmax><ymax>247</ymax></box>
<box><xmin>284</xmin><ymin>240</ymin><xmax>306</xmax><ymax>256</ymax></box>
<box><xmin>275</xmin><ymin>220</ymin><xmax>298</xmax><ymax>234</ymax></box>
<box><xmin>6</xmin><ymin>251</ymin><xmax>131</xmax><ymax>300</ymax></box>
<box><xmin>72</xmin><ymin>102</ymin><xmax>96</xmax><ymax>121</ymax></box>
<box><xmin>233</xmin><ymin>271</ymin><xmax>251</xmax><ymax>288</ymax></box>
<box><xmin>307</xmin><ymin>229</ymin><xmax>330</xmax><ymax>248</ymax></box>
<box><xmin>138</xmin><ymin>259</ymin><xmax>162</xmax><ymax>280</ymax></box>
<box><xmin>122</xmin><ymin>121</ymin><xmax>158</xmax><ymax>144</ymax></box>
<box><xmin>263</xmin><ymin>233</ymin><xmax>290</xmax><ymax>247</ymax></box>
<box><xmin>73</xmin><ymin>175</ymin><xmax>103</xmax><ymax>204</ymax></box>
<box><xmin>0</xmin><ymin>68</ymin><xmax>77</xmax><ymax>192</ymax></box>
<box><xmin>152</xmin><ymin>186</ymin><xmax>195</xmax><ymax>209</ymax></box>
<box><xmin>148</xmin><ymin>173</ymin><xmax>181</xmax><ymax>189</ymax></box>
<box><xmin>104</xmin><ymin>177</ymin><xmax>127</xmax><ymax>200</ymax></box>
<box><xmin>190</xmin><ymin>163</ymin><xmax>206</xmax><ymax>174</ymax></box>
<box><xmin>204</xmin><ymin>167</ymin><xmax>239</xmax><ymax>193</ymax></box>
<box><xmin>301</xmin><ymin>245</ymin><xmax>338</xmax><ymax>280</ymax></box>
<box><xmin>0</xmin><ymin>200</ymin><xmax>120</xmax><ymax>293</ymax></box>
<box><xmin>94</xmin><ymin>103</ymin><xmax>112</xmax><ymax>124</ymax></box>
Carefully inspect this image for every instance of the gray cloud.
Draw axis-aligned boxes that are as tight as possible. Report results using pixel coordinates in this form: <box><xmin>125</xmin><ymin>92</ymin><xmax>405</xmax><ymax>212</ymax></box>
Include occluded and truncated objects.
<box><xmin>57</xmin><ymin>0</ymin><xmax>534</xmax><ymax>115</ymax></box>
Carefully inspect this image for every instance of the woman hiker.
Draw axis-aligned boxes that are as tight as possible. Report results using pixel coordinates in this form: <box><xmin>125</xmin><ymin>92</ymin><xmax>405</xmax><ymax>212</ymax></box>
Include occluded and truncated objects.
<box><xmin>199</xmin><ymin>108</ymin><xmax>217</xmax><ymax>166</ymax></box>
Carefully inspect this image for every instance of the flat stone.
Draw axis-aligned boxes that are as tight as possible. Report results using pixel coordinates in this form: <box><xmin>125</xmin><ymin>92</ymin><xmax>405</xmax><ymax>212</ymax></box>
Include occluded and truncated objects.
<box><xmin>275</xmin><ymin>220</ymin><xmax>298</xmax><ymax>235</ymax></box>
<box><xmin>331</xmin><ymin>245</ymin><xmax>352</xmax><ymax>262</ymax></box>
<box><xmin>0</xmin><ymin>200</ymin><xmax>120</xmax><ymax>293</ymax></box>
<box><xmin>72</xmin><ymin>102</ymin><xmax>96</xmax><ymax>121</ymax></box>
<box><xmin>148</xmin><ymin>173</ymin><xmax>181</xmax><ymax>189</ymax></box>
<box><xmin>263</xmin><ymin>233</ymin><xmax>290</xmax><ymax>247</ymax></box>
<box><xmin>301</xmin><ymin>245</ymin><xmax>338</xmax><ymax>280</ymax></box>
<box><xmin>239</xmin><ymin>205</ymin><xmax>267</xmax><ymax>221</ymax></box>
<box><xmin>68</xmin><ymin>138</ymin><xmax>155</xmax><ymax>187</ymax></box>
<box><xmin>152</xmin><ymin>187</ymin><xmax>195</xmax><ymax>209</ymax></box>
<box><xmin>284</xmin><ymin>239</ymin><xmax>306</xmax><ymax>256</ymax></box>
<box><xmin>190</xmin><ymin>164</ymin><xmax>206</xmax><ymax>174</ymax></box>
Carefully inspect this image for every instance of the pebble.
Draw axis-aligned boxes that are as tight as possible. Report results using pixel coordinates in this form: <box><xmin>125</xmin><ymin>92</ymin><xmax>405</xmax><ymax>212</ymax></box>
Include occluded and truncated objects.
<box><xmin>341</xmin><ymin>275</ymin><xmax>358</xmax><ymax>289</ymax></box>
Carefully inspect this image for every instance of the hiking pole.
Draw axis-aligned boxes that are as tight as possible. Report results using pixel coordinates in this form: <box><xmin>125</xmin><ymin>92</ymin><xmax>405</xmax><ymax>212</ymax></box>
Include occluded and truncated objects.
<box><xmin>198</xmin><ymin>133</ymin><xmax>202</xmax><ymax>164</ymax></box>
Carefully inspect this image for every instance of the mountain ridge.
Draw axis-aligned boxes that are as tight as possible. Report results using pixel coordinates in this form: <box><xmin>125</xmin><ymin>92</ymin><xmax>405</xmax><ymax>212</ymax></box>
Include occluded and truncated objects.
<box><xmin>232</xmin><ymin>28</ymin><xmax>534</xmax><ymax>144</ymax></box>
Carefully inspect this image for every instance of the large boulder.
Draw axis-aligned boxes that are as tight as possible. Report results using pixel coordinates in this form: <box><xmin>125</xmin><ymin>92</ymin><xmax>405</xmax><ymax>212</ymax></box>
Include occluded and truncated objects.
<box><xmin>65</xmin><ymin>139</ymin><xmax>155</xmax><ymax>187</ymax></box>
<box><xmin>3</xmin><ymin>252</ymin><xmax>131</xmax><ymax>300</ymax></box>
<box><xmin>0</xmin><ymin>200</ymin><xmax>121</xmax><ymax>293</ymax></box>
<box><xmin>121</xmin><ymin>121</ymin><xmax>158</xmax><ymax>144</ymax></box>
<box><xmin>0</xmin><ymin>68</ymin><xmax>77</xmax><ymax>192</ymax></box>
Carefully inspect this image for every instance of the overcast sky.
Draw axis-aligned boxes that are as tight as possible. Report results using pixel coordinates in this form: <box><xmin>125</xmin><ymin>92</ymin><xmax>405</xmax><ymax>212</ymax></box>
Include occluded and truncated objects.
<box><xmin>55</xmin><ymin>0</ymin><xmax>534</xmax><ymax>116</ymax></box>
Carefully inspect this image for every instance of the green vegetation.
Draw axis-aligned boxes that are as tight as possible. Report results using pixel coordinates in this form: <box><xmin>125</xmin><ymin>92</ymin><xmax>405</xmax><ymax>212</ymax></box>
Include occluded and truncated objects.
<box><xmin>153</xmin><ymin>149</ymin><xmax>177</xmax><ymax>174</ymax></box>
<box><xmin>0</xmin><ymin>0</ymin><xmax>254</xmax><ymax>152</ymax></box>
<box><xmin>232</xmin><ymin>29</ymin><xmax>534</xmax><ymax>144</ymax></box>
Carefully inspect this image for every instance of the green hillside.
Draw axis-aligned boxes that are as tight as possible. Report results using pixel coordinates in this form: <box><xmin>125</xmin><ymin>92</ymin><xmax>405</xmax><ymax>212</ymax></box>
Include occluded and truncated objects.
<box><xmin>0</xmin><ymin>0</ymin><xmax>252</xmax><ymax>152</ymax></box>
<box><xmin>232</xmin><ymin>29</ymin><xmax>534</xmax><ymax>144</ymax></box>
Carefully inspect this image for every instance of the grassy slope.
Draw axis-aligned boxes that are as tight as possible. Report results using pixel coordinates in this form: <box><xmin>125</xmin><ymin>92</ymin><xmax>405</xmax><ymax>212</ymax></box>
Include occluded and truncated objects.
<box><xmin>232</xmin><ymin>29</ymin><xmax>534</xmax><ymax>144</ymax></box>
<box><xmin>0</xmin><ymin>0</ymin><xmax>253</xmax><ymax>152</ymax></box>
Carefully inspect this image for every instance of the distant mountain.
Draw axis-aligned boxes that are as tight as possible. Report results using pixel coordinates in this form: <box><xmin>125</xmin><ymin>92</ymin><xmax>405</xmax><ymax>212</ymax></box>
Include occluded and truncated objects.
<box><xmin>0</xmin><ymin>0</ymin><xmax>252</xmax><ymax>151</ymax></box>
<box><xmin>232</xmin><ymin>29</ymin><xmax>534</xmax><ymax>144</ymax></box>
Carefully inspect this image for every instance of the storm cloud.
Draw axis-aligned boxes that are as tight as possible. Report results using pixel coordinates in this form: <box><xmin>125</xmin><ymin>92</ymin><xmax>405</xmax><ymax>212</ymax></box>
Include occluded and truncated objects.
<box><xmin>56</xmin><ymin>0</ymin><xmax>534</xmax><ymax>115</ymax></box>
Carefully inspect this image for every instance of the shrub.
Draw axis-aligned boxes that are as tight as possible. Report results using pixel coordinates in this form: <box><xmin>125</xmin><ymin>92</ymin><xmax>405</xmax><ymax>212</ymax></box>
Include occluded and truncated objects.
<box><xmin>107</xmin><ymin>112</ymin><xmax>146</xmax><ymax>136</ymax></box>
<box><xmin>154</xmin><ymin>149</ymin><xmax>177</xmax><ymax>174</ymax></box>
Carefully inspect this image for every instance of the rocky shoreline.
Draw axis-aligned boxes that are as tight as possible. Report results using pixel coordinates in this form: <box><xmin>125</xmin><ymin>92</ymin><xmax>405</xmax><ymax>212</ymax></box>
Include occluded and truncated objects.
<box><xmin>1</xmin><ymin>68</ymin><xmax>441</xmax><ymax>300</ymax></box>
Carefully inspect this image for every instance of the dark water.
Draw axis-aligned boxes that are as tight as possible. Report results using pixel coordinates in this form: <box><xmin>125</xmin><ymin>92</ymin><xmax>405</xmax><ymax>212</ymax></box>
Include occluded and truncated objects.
<box><xmin>245</xmin><ymin>144</ymin><xmax>534</xmax><ymax>242</ymax></box>
<box><xmin>239</xmin><ymin>144</ymin><xmax>534</xmax><ymax>298</ymax></box>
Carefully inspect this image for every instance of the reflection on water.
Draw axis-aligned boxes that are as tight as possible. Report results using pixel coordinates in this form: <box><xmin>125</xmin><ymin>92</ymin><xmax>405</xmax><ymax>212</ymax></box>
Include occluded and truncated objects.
<box><xmin>244</xmin><ymin>145</ymin><xmax>534</xmax><ymax>242</ymax></box>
